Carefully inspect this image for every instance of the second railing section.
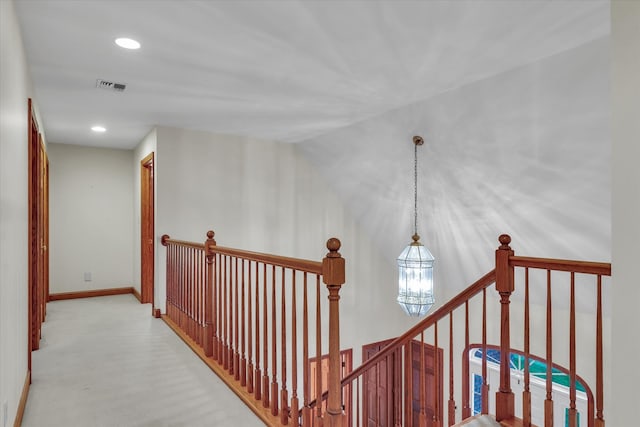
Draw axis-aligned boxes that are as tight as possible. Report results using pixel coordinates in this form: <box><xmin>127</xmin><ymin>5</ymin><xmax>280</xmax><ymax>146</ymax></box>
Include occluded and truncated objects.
<box><xmin>161</xmin><ymin>231</ymin><xmax>345</xmax><ymax>426</ymax></box>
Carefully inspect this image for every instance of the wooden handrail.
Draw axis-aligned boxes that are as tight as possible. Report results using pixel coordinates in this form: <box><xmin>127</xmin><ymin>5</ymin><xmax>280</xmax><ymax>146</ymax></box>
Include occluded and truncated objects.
<box><xmin>161</xmin><ymin>237</ymin><xmax>205</xmax><ymax>250</ymax></box>
<box><xmin>304</xmin><ymin>269</ymin><xmax>497</xmax><ymax>414</ymax></box>
<box><xmin>510</xmin><ymin>256</ymin><xmax>611</xmax><ymax>276</ymax></box>
<box><xmin>162</xmin><ymin>237</ymin><xmax>322</xmax><ymax>274</ymax></box>
<box><xmin>340</xmin><ymin>269</ymin><xmax>496</xmax><ymax>389</ymax></box>
<box><xmin>212</xmin><ymin>246</ymin><xmax>323</xmax><ymax>274</ymax></box>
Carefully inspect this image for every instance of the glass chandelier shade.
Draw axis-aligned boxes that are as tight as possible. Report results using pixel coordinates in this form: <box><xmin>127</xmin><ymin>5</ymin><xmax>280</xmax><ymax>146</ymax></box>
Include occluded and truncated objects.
<box><xmin>397</xmin><ymin>234</ymin><xmax>435</xmax><ymax>317</ymax></box>
<box><xmin>397</xmin><ymin>136</ymin><xmax>435</xmax><ymax>317</ymax></box>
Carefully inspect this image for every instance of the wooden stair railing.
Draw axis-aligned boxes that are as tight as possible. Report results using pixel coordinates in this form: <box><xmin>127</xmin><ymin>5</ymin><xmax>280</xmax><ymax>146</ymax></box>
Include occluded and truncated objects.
<box><xmin>309</xmin><ymin>235</ymin><xmax>610</xmax><ymax>427</ymax></box>
<box><xmin>161</xmin><ymin>231</ymin><xmax>346</xmax><ymax>426</ymax></box>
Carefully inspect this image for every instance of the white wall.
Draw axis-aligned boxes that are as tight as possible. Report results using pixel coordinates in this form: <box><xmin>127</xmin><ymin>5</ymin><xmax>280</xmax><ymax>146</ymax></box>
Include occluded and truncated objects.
<box><xmin>0</xmin><ymin>0</ymin><xmax>34</xmax><ymax>424</ymax></box>
<box><xmin>132</xmin><ymin>129</ymin><xmax>157</xmax><ymax>295</ymax></box>
<box><xmin>299</xmin><ymin>37</ymin><xmax>610</xmax><ymax>297</ymax></box>
<box><xmin>48</xmin><ymin>143</ymin><xmax>134</xmax><ymax>293</ymax></box>
<box><xmin>611</xmin><ymin>1</ymin><xmax>640</xmax><ymax>425</ymax></box>
<box><xmin>297</xmin><ymin>36</ymin><xmax>611</xmax><ymax>421</ymax></box>
<box><xmin>154</xmin><ymin>126</ymin><xmax>411</xmax><ymax>366</ymax></box>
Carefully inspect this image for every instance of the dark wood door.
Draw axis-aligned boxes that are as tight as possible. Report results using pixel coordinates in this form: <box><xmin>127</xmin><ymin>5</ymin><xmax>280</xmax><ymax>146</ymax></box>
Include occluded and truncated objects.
<box><xmin>28</xmin><ymin>98</ymin><xmax>47</xmax><ymax>361</ymax></box>
<box><xmin>362</xmin><ymin>339</ymin><xmax>402</xmax><ymax>427</ymax></box>
<box><xmin>140</xmin><ymin>153</ymin><xmax>154</xmax><ymax>309</ymax></box>
<box><xmin>308</xmin><ymin>349</ymin><xmax>353</xmax><ymax>426</ymax></box>
<box><xmin>406</xmin><ymin>340</ymin><xmax>443</xmax><ymax>427</ymax></box>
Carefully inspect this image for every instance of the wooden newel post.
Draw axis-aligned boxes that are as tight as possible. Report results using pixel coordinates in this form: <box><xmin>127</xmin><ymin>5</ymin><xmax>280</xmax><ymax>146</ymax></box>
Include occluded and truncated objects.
<box><xmin>495</xmin><ymin>234</ymin><xmax>515</xmax><ymax>421</ymax></box>
<box><xmin>204</xmin><ymin>230</ymin><xmax>217</xmax><ymax>358</ymax></box>
<box><xmin>323</xmin><ymin>238</ymin><xmax>346</xmax><ymax>427</ymax></box>
<box><xmin>161</xmin><ymin>235</ymin><xmax>170</xmax><ymax>318</ymax></box>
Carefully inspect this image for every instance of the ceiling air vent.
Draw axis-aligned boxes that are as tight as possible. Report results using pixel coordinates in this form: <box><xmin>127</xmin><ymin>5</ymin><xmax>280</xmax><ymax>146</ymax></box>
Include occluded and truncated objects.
<box><xmin>96</xmin><ymin>79</ymin><xmax>126</xmax><ymax>92</ymax></box>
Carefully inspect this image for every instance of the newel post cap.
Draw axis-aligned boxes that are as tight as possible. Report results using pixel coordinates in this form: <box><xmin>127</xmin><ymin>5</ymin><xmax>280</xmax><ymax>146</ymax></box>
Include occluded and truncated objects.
<box><xmin>498</xmin><ymin>234</ymin><xmax>512</xmax><ymax>250</ymax></box>
<box><xmin>323</xmin><ymin>238</ymin><xmax>345</xmax><ymax>287</ymax></box>
<box><xmin>204</xmin><ymin>230</ymin><xmax>217</xmax><ymax>258</ymax></box>
<box><xmin>161</xmin><ymin>234</ymin><xmax>170</xmax><ymax>246</ymax></box>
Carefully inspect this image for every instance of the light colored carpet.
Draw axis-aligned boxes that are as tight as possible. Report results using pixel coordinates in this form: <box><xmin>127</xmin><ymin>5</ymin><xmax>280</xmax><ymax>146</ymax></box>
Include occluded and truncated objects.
<box><xmin>22</xmin><ymin>294</ymin><xmax>262</xmax><ymax>427</ymax></box>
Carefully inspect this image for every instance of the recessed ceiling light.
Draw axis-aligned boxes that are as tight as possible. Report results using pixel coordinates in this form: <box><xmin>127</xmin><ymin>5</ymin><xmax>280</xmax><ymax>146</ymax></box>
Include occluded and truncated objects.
<box><xmin>91</xmin><ymin>126</ymin><xmax>106</xmax><ymax>133</ymax></box>
<box><xmin>115</xmin><ymin>37</ymin><xmax>140</xmax><ymax>50</ymax></box>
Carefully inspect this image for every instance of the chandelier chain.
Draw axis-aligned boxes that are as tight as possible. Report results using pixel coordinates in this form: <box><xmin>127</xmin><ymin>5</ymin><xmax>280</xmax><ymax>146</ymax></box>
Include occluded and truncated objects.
<box><xmin>414</xmin><ymin>142</ymin><xmax>418</xmax><ymax>237</ymax></box>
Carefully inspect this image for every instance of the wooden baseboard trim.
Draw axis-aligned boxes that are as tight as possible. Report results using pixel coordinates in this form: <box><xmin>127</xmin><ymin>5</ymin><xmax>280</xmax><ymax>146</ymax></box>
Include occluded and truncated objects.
<box><xmin>161</xmin><ymin>315</ymin><xmax>279</xmax><ymax>426</ymax></box>
<box><xmin>154</xmin><ymin>308</ymin><xmax>161</xmax><ymax>318</ymax></box>
<box><xmin>49</xmin><ymin>287</ymin><xmax>134</xmax><ymax>301</ymax></box>
<box><xmin>13</xmin><ymin>370</ymin><xmax>30</xmax><ymax>427</ymax></box>
<box><xmin>132</xmin><ymin>288</ymin><xmax>142</xmax><ymax>302</ymax></box>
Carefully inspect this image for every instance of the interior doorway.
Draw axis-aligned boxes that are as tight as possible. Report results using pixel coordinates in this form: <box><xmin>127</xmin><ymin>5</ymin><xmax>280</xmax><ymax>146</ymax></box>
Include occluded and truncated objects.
<box><xmin>27</xmin><ymin>98</ymin><xmax>49</xmax><ymax>366</ymax></box>
<box><xmin>361</xmin><ymin>338</ymin><xmax>443</xmax><ymax>427</ymax></box>
<box><xmin>362</xmin><ymin>339</ymin><xmax>402</xmax><ymax>427</ymax></box>
<box><xmin>140</xmin><ymin>152</ymin><xmax>155</xmax><ymax>315</ymax></box>
<box><xmin>405</xmin><ymin>340</ymin><xmax>443</xmax><ymax>427</ymax></box>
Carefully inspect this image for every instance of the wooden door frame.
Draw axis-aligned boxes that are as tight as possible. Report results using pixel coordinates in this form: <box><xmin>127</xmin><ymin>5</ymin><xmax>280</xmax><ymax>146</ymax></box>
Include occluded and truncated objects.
<box><xmin>140</xmin><ymin>152</ymin><xmax>156</xmax><ymax>315</ymax></box>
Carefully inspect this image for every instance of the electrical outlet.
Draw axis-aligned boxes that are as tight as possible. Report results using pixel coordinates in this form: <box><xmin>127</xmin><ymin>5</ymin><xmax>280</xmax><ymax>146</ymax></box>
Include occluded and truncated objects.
<box><xmin>84</xmin><ymin>272</ymin><xmax>92</xmax><ymax>282</ymax></box>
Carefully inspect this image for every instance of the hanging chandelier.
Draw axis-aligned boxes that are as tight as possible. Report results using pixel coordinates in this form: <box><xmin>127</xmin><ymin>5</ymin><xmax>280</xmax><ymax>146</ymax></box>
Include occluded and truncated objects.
<box><xmin>396</xmin><ymin>135</ymin><xmax>435</xmax><ymax>317</ymax></box>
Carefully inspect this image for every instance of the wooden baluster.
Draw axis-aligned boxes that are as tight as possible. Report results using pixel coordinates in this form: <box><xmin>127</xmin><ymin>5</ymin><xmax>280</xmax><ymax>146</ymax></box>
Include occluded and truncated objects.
<box><xmin>523</xmin><ymin>268</ymin><xmax>531</xmax><ymax>427</ymax></box>
<box><xmin>241</xmin><ymin>259</ymin><xmax>247</xmax><ymax>387</ymax></box>
<box><xmin>302</xmin><ymin>273</ymin><xmax>311</xmax><ymax>426</ymax></box>
<box><xmin>191</xmin><ymin>247</ymin><xmax>195</xmax><ymax>340</ymax></box>
<box><xmin>568</xmin><ymin>273</ymin><xmax>577</xmax><ymax>427</ymax></box>
<box><xmin>230</xmin><ymin>256</ymin><xmax>235</xmax><ymax>374</ymax></box>
<box><xmin>248</xmin><ymin>260</ymin><xmax>254</xmax><ymax>393</ymax></box>
<box><xmin>495</xmin><ymin>234</ymin><xmax>515</xmax><ymax>421</ymax></box>
<box><xmin>323</xmin><ymin>238</ymin><xmax>345</xmax><ymax>427</ymax></box>
<box><xmin>376</xmin><ymin>358</ymin><xmax>380</xmax><ymax>427</ymax></box>
<box><xmin>434</xmin><ymin>322</ymin><xmax>440</xmax><ymax>427</ymax></box>
<box><xmin>545</xmin><ymin>269</ymin><xmax>553</xmax><ymax>427</ymax></box>
<box><xmin>220</xmin><ymin>255</ymin><xmax>229</xmax><ymax>370</ymax></box>
<box><xmin>187</xmin><ymin>247</ymin><xmax>191</xmax><ymax>338</ymax></box>
<box><xmin>217</xmin><ymin>253</ymin><xmax>223</xmax><ymax>363</ymax></box>
<box><xmin>255</xmin><ymin>262</ymin><xmax>262</xmax><ymax>400</ymax></box>
<box><xmin>204</xmin><ymin>231</ymin><xmax>216</xmax><ymax>357</ymax></box>
<box><xmin>263</xmin><ymin>263</ymin><xmax>270</xmax><ymax>408</ymax></box>
<box><xmin>180</xmin><ymin>246</ymin><xmax>185</xmax><ymax>329</ymax></box>
<box><xmin>173</xmin><ymin>245</ymin><xmax>177</xmax><ymax>323</ymax></box>
<box><xmin>172</xmin><ymin>244</ymin><xmax>176</xmax><ymax>320</ymax></box>
<box><xmin>481</xmin><ymin>288</ymin><xmax>488</xmax><ymax>415</ymax></box>
<box><xmin>165</xmin><ymin>242</ymin><xmax>170</xmax><ymax>319</ymax></box>
<box><xmin>199</xmin><ymin>250</ymin><xmax>206</xmax><ymax>355</ymax></box>
<box><xmin>176</xmin><ymin>245</ymin><xmax>180</xmax><ymax>321</ymax></box>
<box><xmin>315</xmin><ymin>275</ymin><xmax>322</xmax><ymax>423</ymax></box>
<box><xmin>185</xmin><ymin>247</ymin><xmax>189</xmax><ymax>334</ymax></box>
<box><xmin>448</xmin><ymin>313</ymin><xmax>455</xmax><ymax>426</ymax></box>
<box><xmin>234</xmin><ymin>257</ymin><xmax>240</xmax><ymax>379</ymax></box>
<box><xmin>167</xmin><ymin>243</ymin><xmax>172</xmax><ymax>319</ymax></box>
<box><xmin>595</xmin><ymin>275</ymin><xmax>604</xmax><ymax>427</ymax></box>
<box><xmin>180</xmin><ymin>246</ymin><xmax>187</xmax><ymax>331</ymax></box>
<box><xmin>271</xmin><ymin>265</ymin><xmax>279</xmax><ymax>416</ymax></box>
<box><xmin>462</xmin><ymin>301</ymin><xmax>470</xmax><ymax>419</ymax></box>
<box><xmin>291</xmin><ymin>270</ymin><xmax>300</xmax><ymax>427</ymax></box>
<box><xmin>281</xmin><ymin>267</ymin><xmax>289</xmax><ymax>424</ymax></box>
<box><xmin>405</xmin><ymin>340</ymin><xmax>412</xmax><ymax>427</ymax></box>
<box><xmin>420</xmin><ymin>333</ymin><xmax>427</xmax><ymax>427</ymax></box>
<box><xmin>188</xmin><ymin>247</ymin><xmax>192</xmax><ymax>338</ymax></box>
<box><xmin>196</xmin><ymin>249</ymin><xmax>200</xmax><ymax>345</ymax></box>
<box><xmin>356</xmin><ymin>377</ymin><xmax>360</xmax><ymax>427</ymax></box>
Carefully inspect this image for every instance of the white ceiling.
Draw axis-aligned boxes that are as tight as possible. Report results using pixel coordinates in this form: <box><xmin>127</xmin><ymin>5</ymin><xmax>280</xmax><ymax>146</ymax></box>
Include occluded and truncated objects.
<box><xmin>15</xmin><ymin>0</ymin><xmax>609</xmax><ymax>149</ymax></box>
